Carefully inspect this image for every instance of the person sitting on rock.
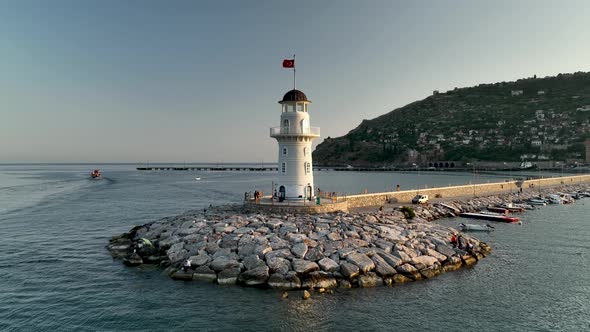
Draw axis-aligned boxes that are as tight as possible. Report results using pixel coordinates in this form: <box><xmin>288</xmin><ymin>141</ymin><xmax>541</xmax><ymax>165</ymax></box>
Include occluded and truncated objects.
<box><xmin>457</xmin><ymin>235</ymin><xmax>465</xmax><ymax>249</ymax></box>
<box><xmin>182</xmin><ymin>259</ymin><xmax>191</xmax><ymax>272</ymax></box>
<box><xmin>450</xmin><ymin>234</ymin><xmax>458</xmax><ymax>248</ymax></box>
<box><xmin>466</xmin><ymin>243</ymin><xmax>478</xmax><ymax>261</ymax></box>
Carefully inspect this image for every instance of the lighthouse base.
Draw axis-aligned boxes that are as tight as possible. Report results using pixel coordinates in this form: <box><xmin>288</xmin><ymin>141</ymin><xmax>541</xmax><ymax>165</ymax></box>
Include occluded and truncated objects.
<box><xmin>277</xmin><ymin>184</ymin><xmax>314</xmax><ymax>201</ymax></box>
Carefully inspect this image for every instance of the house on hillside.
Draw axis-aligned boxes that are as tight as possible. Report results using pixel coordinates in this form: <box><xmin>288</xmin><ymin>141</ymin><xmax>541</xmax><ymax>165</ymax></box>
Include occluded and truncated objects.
<box><xmin>511</xmin><ymin>90</ymin><xmax>523</xmax><ymax>96</ymax></box>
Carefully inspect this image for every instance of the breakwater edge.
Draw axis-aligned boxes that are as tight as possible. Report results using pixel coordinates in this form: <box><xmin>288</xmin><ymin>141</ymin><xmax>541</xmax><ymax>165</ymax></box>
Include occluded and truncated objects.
<box><xmin>107</xmin><ymin>178</ymin><xmax>590</xmax><ymax>294</ymax></box>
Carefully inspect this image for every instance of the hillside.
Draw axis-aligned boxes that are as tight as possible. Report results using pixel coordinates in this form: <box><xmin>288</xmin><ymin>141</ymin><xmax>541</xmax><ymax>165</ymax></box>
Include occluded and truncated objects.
<box><xmin>313</xmin><ymin>71</ymin><xmax>590</xmax><ymax>166</ymax></box>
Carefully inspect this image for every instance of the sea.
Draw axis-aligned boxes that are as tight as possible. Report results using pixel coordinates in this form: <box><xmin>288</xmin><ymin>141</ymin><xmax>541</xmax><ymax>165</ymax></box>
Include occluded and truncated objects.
<box><xmin>0</xmin><ymin>164</ymin><xmax>588</xmax><ymax>331</ymax></box>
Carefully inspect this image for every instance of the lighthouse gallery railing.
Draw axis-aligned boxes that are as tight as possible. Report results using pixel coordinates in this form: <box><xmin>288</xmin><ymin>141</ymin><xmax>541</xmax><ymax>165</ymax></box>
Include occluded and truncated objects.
<box><xmin>270</xmin><ymin>127</ymin><xmax>320</xmax><ymax>136</ymax></box>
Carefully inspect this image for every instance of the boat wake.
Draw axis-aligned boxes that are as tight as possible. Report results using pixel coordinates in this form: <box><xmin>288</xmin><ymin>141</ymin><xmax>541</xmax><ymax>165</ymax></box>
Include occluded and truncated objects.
<box><xmin>0</xmin><ymin>177</ymin><xmax>110</xmax><ymax>218</ymax></box>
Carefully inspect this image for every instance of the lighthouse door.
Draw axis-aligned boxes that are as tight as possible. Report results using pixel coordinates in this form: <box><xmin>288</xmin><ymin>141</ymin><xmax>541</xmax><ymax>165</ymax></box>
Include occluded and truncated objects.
<box><xmin>306</xmin><ymin>185</ymin><xmax>312</xmax><ymax>201</ymax></box>
<box><xmin>279</xmin><ymin>186</ymin><xmax>286</xmax><ymax>202</ymax></box>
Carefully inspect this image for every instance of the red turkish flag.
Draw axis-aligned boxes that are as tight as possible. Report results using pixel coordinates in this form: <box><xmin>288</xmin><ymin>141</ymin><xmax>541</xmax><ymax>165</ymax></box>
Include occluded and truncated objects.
<box><xmin>282</xmin><ymin>59</ymin><xmax>295</xmax><ymax>68</ymax></box>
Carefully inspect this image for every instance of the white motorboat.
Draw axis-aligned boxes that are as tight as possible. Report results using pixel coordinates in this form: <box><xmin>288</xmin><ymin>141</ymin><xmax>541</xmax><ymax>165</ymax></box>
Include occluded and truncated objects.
<box><xmin>513</xmin><ymin>203</ymin><xmax>535</xmax><ymax>210</ymax></box>
<box><xmin>528</xmin><ymin>198</ymin><xmax>547</xmax><ymax>206</ymax></box>
<box><xmin>547</xmin><ymin>194</ymin><xmax>562</xmax><ymax>204</ymax></box>
<box><xmin>459</xmin><ymin>223</ymin><xmax>495</xmax><ymax>232</ymax></box>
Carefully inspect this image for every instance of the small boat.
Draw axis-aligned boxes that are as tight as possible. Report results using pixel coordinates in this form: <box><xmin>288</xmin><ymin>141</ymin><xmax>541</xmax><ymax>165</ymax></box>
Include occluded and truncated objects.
<box><xmin>487</xmin><ymin>206</ymin><xmax>509</xmax><ymax>214</ymax></box>
<box><xmin>512</xmin><ymin>203</ymin><xmax>535</xmax><ymax>210</ymax></box>
<box><xmin>195</xmin><ymin>177</ymin><xmax>201</xmax><ymax>181</ymax></box>
<box><xmin>547</xmin><ymin>194</ymin><xmax>562</xmax><ymax>204</ymax></box>
<box><xmin>497</xmin><ymin>203</ymin><xmax>526</xmax><ymax>213</ymax></box>
<box><xmin>459</xmin><ymin>223</ymin><xmax>495</xmax><ymax>232</ymax></box>
<box><xmin>460</xmin><ymin>212</ymin><xmax>520</xmax><ymax>223</ymax></box>
<box><xmin>528</xmin><ymin>198</ymin><xmax>547</xmax><ymax>206</ymax></box>
<box><xmin>556</xmin><ymin>193</ymin><xmax>574</xmax><ymax>204</ymax></box>
<box><xmin>90</xmin><ymin>169</ymin><xmax>101</xmax><ymax>179</ymax></box>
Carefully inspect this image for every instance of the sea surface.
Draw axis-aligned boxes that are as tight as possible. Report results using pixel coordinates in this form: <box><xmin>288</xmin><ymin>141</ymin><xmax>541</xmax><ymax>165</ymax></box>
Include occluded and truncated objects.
<box><xmin>0</xmin><ymin>164</ymin><xmax>588</xmax><ymax>331</ymax></box>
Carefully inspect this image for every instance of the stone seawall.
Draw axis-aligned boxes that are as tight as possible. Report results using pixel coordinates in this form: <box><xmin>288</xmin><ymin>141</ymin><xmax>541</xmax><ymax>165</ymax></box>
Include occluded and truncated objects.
<box><xmin>346</xmin><ymin>174</ymin><xmax>590</xmax><ymax>208</ymax></box>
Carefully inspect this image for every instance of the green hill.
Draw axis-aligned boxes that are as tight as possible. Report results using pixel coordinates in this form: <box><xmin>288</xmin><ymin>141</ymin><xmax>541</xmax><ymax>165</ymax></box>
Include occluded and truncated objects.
<box><xmin>313</xmin><ymin>71</ymin><xmax>590</xmax><ymax>166</ymax></box>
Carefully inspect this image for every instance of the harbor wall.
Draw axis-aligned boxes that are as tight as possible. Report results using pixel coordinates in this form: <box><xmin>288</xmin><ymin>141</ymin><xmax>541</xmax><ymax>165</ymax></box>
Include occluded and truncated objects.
<box><xmin>345</xmin><ymin>174</ymin><xmax>590</xmax><ymax>208</ymax></box>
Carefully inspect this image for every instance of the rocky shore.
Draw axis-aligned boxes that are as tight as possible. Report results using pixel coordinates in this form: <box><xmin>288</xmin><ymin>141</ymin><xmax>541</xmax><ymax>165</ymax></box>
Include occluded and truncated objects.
<box><xmin>107</xmin><ymin>184</ymin><xmax>587</xmax><ymax>291</ymax></box>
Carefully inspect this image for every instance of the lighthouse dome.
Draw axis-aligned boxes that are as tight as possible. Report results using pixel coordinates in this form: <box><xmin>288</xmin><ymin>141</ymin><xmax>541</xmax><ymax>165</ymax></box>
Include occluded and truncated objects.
<box><xmin>279</xmin><ymin>89</ymin><xmax>310</xmax><ymax>103</ymax></box>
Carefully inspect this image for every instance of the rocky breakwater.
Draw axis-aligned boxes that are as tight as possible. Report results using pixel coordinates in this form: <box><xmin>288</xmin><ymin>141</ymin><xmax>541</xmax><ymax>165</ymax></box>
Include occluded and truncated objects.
<box><xmin>107</xmin><ymin>205</ymin><xmax>491</xmax><ymax>290</ymax></box>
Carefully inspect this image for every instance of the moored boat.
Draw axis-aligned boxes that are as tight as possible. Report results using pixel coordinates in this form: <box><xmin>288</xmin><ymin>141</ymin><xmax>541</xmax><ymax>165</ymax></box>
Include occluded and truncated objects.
<box><xmin>528</xmin><ymin>198</ymin><xmax>547</xmax><ymax>206</ymax></box>
<box><xmin>512</xmin><ymin>203</ymin><xmax>535</xmax><ymax>210</ymax></box>
<box><xmin>487</xmin><ymin>206</ymin><xmax>509</xmax><ymax>214</ymax></box>
<box><xmin>547</xmin><ymin>194</ymin><xmax>562</xmax><ymax>204</ymax></box>
<box><xmin>497</xmin><ymin>203</ymin><xmax>526</xmax><ymax>212</ymax></box>
<box><xmin>459</xmin><ymin>223</ymin><xmax>495</xmax><ymax>232</ymax></box>
<box><xmin>460</xmin><ymin>212</ymin><xmax>520</xmax><ymax>223</ymax></box>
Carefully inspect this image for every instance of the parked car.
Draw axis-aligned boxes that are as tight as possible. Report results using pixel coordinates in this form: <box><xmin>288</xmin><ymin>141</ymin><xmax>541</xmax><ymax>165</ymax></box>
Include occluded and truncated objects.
<box><xmin>412</xmin><ymin>194</ymin><xmax>429</xmax><ymax>204</ymax></box>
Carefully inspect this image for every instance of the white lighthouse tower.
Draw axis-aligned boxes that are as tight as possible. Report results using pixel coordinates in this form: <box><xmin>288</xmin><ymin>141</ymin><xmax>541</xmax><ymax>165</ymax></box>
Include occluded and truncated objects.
<box><xmin>270</xmin><ymin>89</ymin><xmax>320</xmax><ymax>201</ymax></box>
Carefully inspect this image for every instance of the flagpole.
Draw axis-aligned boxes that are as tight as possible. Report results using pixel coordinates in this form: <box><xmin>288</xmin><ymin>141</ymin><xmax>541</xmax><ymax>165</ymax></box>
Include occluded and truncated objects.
<box><xmin>293</xmin><ymin>54</ymin><xmax>296</xmax><ymax>90</ymax></box>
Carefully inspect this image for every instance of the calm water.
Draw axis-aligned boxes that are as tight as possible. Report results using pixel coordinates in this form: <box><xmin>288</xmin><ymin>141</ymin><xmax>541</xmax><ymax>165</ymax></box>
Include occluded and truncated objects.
<box><xmin>0</xmin><ymin>165</ymin><xmax>588</xmax><ymax>331</ymax></box>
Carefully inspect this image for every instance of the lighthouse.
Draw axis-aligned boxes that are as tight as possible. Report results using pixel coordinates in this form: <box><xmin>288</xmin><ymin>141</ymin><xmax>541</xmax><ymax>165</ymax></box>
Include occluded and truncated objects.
<box><xmin>270</xmin><ymin>89</ymin><xmax>320</xmax><ymax>201</ymax></box>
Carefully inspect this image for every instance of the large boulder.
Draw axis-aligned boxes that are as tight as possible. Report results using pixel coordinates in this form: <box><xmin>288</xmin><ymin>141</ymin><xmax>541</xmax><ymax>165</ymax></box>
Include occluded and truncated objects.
<box><xmin>371</xmin><ymin>254</ymin><xmax>397</xmax><ymax>277</ymax></box>
<box><xmin>435</xmin><ymin>244</ymin><xmax>457</xmax><ymax>258</ymax></box>
<box><xmin>238</xmin><ymin>266</ymin><xmax>269</xmax><ymax>286</ymax></box>
<box><xmin>171</xmin><ymin>270</ymin><xmax>193</xmax><ymax>280</ymax></box>
<box><xmin>424</xmin><ymin>248</ymin><xmax>447</xmax><ymax>262</ymax></box>
<box><xmin>318</xmin><ymin>257</ymin><xmax>339</xmax><ymax>272</ymax></box>
<box><xmin>210</xmin><ymin>257</ymin><xmax>240</xmax><ymax>272</ymax></box>
<box><xmin>291</xmin><ymin>259</ymin><xmax>320</xmax><ymax>274</ymax></box>
<box><xmin>346</xmin><ymin>253</ymin><xmax>375</xmax><ymax>273</ymax></box>
<box><xmin>304</xmin><ymin>247</ymin><xmax>325</xmax><ymax>262</ymax></box>
<box><xmin>188</xmin><ymin>254</ymin><xmax>210</xmax><ymax>267</ymax></box>
<box><xmin>242</xmin><ymin>254</ymin><xmax>267</xmax><ymax>270</ymax></box>
<box><xmin>192</xmin><ymin>266</ymin><xmax>217</xmax><ymax>282</ymax></box>
<box><xmin>265</xmin><ymin>249</ymin><xmax>292</xmax><ymax>261</ymax></box>
<box><xmin>339</xmin><ymin>262</ymin><xmax>360</xmax><ymax>279</ymax></box>
<box><xmin>123</xmin><ymin>252</ymin><xmax>143</xmax><ymax>266</ymax></box>
<box><xmin>396</xmin><ymin>263</ymin><xmax>418</xmax><ymax>274</ymax></box>
<box><xmin>266</xmin><ymin>256</ymin><xmax>290</xmax><ymax>275</ymax></box>
<box><xmin>255</xmin><ymin>244</ymin><xmax>273</xmax><ymax>258</ymax></box>
<box><xmin>291</xmin><ymin>242</ymin><xmax>308</xmax><ymax>259</ymax></box>
<box><xmin>306</xmin><ymin>271</ymin><xmax>338</xmax><ymax>289</ymax></box>
<box><xmin>359</xmin><ymin>272</ymin><xmax>383</xmax><ymax>288</ymax></box>
<box><xmin>268</xmin><ymin>273</ymin><xmax>301</xmax><ymax>290</ymax></box>
<box><xmin>167</xmin><ymin>243</ymin><xmax>188</xmax><ymax>263</ymax></box>
<box><xmin>393</xmin><ymin>274</ymin><xmax>413</xmax><ymax>283</ymax></box>
<box><xmin>286</xmin><ymin>233</ymin><xmax>308</xmax><ymax>243</ymax></box>
<box><xmin>217</xmin><ymin>267</ymin><xmax>241</xmax><ymax>285</ymax></box>
<box><xmin>391</xmin><ymin>249</ymin><xmax>412</xmax><ymax>262</ymax></box>
<box><xmin>411</xmin><ymin>255</ymin><xmax>438</xmax><ymax>267</ymax></box>
<box><xmin>377</xmin><ymin>252</ymin><xmax>403</xmax><ymax>267</ymax></box>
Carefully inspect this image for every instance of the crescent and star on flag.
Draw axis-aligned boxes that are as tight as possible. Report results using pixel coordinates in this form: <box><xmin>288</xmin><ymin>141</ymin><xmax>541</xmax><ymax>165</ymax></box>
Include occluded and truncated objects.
<box><xmin>282</xmin><ymin>55</ymin><xmax>296</xmax><ymax>89</ymax></box>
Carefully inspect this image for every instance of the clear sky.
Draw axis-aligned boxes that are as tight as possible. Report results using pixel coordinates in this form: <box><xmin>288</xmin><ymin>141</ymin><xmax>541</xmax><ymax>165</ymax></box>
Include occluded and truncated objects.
<box><xmin>1</xmin><ymin>0</ymin><xmax>589</xmax><ymax>163</ymax></box>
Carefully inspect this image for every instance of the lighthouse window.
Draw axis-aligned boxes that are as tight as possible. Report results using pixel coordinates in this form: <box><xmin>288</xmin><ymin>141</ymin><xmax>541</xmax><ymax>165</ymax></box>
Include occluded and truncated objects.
<box><xmin>305</xmin><ymin>162</ymin><xmax>311</xmax><ymax>174</ymax></box>
<box><xmin>297</xmin><ymin>104</ymin><xmax>303</xmax><ymax>112</ymax></box>
<box><xmin>282</xmin><ymin>147</ymin><xmax>287</xmax><ymax>155</ymax></box>
<box><xmin>303</xmin><ymin>147</ymin><xmax>308</xmax><ymax>156</ymax></box>
<box><xmin>281</xmin><ymin>162</ymin><xmax>286</xmax><ymax>174</ymax></box>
